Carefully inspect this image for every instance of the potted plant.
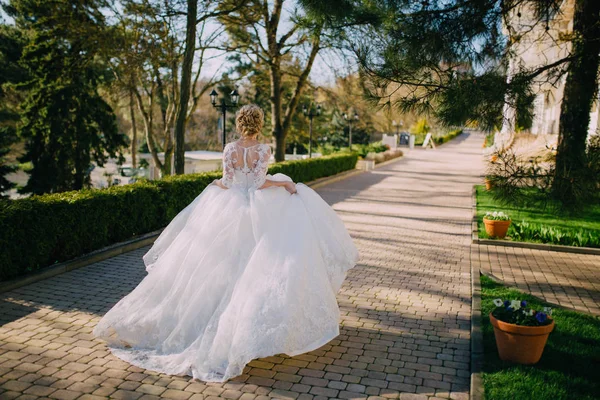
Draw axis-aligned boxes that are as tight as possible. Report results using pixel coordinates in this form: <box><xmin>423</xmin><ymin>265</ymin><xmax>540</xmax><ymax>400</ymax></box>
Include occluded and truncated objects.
<box><xmin>484</xmin><ymin>175</ymin><xmax>495</xmax><ymax>190</ymax></box>
<box><xmin>483</xmin><ymin>211</ymin><xmax>511</xmax><ymax>239</ymax></box>
<box><xmin>490</xmin><ymin>299</ymin><xmax>554</xmax><ymax>364</ymax></box>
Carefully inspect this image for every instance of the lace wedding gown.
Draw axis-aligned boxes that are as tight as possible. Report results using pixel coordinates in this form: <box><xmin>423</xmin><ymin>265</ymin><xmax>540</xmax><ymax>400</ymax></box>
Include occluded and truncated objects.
<box><xmin>93</xmin><ymin>142</ymin><xmax>358</xmax><ymax>382</ymax></box>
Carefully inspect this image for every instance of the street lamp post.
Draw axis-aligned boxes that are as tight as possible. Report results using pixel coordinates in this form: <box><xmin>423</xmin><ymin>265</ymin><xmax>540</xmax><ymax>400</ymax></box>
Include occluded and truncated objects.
<box><xmin>302</xmin><ymin>104</ymin><xmax>322</xmax><ymax>158</ymax></box>
<box><xmin>392</xmin><ymin>120</ymin><xmax>403</xmax><ymax>135</ymax></box>
<box><xmin>210</xmin><ymin>89</ymin><xmax>240</xmax><ymax>151</ymax></box>
<box><xmin>343</xmin><ymin>111</ymin><xmax>359</xmax><ymax>149</ymax></box>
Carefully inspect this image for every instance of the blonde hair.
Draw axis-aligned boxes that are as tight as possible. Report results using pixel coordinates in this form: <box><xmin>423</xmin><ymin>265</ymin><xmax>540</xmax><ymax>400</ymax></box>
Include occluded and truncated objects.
<box><xmin>235</xmin><ymin>104</ymin><xmax>264</xmax><ymax>138</ymax></box>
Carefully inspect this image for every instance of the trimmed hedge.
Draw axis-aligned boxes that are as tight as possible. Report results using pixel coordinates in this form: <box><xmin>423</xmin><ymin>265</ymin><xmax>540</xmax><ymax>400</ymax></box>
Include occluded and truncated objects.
<box><xmin>414</xmin><ymin>129</ymin><xmax>463</xmax><ymax>146</ymax></box>
<box><xmin>433</xmin><ymin>129</ymin><xmax>463</xmax><ymax>145</ymax></box>
<box><xmin>0</xmin><ymin>152</ymin><xmax>358</xmax><ymax>281</ymax></box>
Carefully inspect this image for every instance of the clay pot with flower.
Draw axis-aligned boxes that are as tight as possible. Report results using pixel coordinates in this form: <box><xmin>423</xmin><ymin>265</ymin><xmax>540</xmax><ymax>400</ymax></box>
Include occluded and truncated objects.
<box><xmin>490</xmin><ymin>298</ymin><xmax>554</xmax><ymax>364</ymax></box>
<box><xmin>484</xmin><ymin>175</ymin><xmax>496</xmax><ymax>190</ymax></box>
<box><xmin>483</xmin><ymin>211</ymin><xmax>511</xmax><ymax>239</ymax></box>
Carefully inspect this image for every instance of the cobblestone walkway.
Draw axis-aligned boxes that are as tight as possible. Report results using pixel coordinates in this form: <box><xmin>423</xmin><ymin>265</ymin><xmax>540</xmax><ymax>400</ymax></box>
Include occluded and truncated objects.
<box><xmin>0</xmin><ymin>133</ymin><xmax>485</xmax><ymax>400</ymax></box>
<box><xmin>472</xmin><ymin>245</ymin><xmax>600</xmax><ymax>315</ymax></box>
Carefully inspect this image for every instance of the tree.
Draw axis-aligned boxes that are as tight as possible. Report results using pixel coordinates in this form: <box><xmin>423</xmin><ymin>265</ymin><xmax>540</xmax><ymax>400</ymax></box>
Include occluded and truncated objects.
<box><xmin>0</xmin><ymin>128</ymin><xmax>16</xmax><ymax>197</ymax></box>
<box><xmin>173</xmin><ymin>0</ymin><xmax>198</xmax><ymax>174</ymax></box>
<box><xmin>109</xmin><ymin>0</ymin><xmax>232</xmax><ymax>176</ymax></box>
<box><xmin>5</xmin><ymin>0</ymin><xmax>127</xmax><ymax>194</ymax></box>
<box><xmin>0</xmin><ymin>24</ymin><xmax>27</xmax><ymax>197</ymax></box>
<box><xmin>337</xmin><ymin>0</ymin><xmax>598</xmax><ymax>207</ymax></box>
<box><xmin>173</xmin><ymin>0</ymin><xmax>246</xmax><ymax>174</ymax></box>
<box><xmin>219</xmin><ymin>0</ymin><xmax>325</xmax><ymax>161</ymax></box>
<box><xmin>552</xmin><ymin>0</ymin><xmax>600</xmax><ymax>205</ymax></box>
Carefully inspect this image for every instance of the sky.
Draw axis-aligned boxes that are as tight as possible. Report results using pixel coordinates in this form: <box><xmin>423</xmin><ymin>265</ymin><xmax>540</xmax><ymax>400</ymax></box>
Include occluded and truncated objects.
<box><xmin>0</xmin><ymin>1</ymin><xmax>354</xmax><ymax>88</ymax></box>
<box><xmin>194</xmin><ymin>8</ymin><xmax>353</xmax><ymax>89</ymax></box>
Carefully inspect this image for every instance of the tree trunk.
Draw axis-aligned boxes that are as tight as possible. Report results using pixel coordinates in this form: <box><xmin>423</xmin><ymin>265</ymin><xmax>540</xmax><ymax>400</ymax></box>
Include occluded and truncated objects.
<box><xmin>275</xmin><ymin>132</ymin><xmax>286</xmax><ymax>161</ymax></box>
<box><xmin>174</xmin><ymin>0</ymin><xmax>197</xmax><ymax>174</ymax></box>
<box><xmin>132</xmin><ymin>87</ymin><xmax>164</xmax><ymax>172</ymax></box>
<box><xmin>129</xmin><ymin>88</ymin><xmax>138</xmax><ymax>168</ymax></box>
<box><xmin>270</xmin><ymin>64</ymin><xmax>286</xmax><ymax>161</ymax></box>
<box><xmin>553</xmin><ymin>0</ymin><xmax>600</xmax><ymax>203</ymax></box>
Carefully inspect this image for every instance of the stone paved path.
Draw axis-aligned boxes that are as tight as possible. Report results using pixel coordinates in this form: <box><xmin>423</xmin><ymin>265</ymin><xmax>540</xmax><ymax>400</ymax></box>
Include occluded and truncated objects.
<box><xmin>0</xmin><ymin>133</ymin><xmax>485</xmax><ymax>400</ymax></box>
<box><xmin>472</xmin><ymin>245</ymin><xmax>600</xmax><ymax>315</ymax></box>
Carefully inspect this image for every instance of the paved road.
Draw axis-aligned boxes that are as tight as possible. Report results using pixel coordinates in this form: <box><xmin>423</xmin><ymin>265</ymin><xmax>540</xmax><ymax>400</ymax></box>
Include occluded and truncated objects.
<box><xmin>0</xmin><ymin>133</ymin><xmax>485</xmax><ymax>400</ymax></box>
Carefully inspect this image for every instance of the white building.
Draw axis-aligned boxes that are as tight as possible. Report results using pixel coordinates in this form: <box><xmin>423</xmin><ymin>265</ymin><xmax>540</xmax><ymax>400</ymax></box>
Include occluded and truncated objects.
<box><xmin>497</xmin><ymin>0</ymin><xmax>599</xmax><ymax>149</ymax></box>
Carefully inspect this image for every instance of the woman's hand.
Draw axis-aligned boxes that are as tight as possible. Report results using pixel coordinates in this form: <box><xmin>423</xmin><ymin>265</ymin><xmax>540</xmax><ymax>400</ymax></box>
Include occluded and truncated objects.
<box><xmin>258</xmin><ymin>179</ymin><xmax>296</xmax><ymax>194</ymax></box>
<box><xmin>283</xmin><ymin>181</ymin><xmax>297</xmax><ymax>194</ymax></box>
<box><xmin>212</xmin><ymin>179</ymin><xmax>229</xmax><ymax>190</ymax></box>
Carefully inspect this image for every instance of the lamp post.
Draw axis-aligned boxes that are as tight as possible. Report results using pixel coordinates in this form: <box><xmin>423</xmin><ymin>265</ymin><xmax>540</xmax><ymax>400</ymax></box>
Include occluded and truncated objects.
<box><xmin>392</xmin><ymin>120</ymin><xmax>403</xmax><ymax>135</ymax></box>
<box><xmin>343</xmin><ymin>111</ymin><xmax>359</xmax><ymax>149</ymax></box>
<box><xmin>302</xmin><ymin>103</ymin><xmax>322</xmax><ymax>158</ymax></box>
<box><xmin>210</xmin><ymin>89</ymin><xmax>240</xmax><ymax>151</ymax></box>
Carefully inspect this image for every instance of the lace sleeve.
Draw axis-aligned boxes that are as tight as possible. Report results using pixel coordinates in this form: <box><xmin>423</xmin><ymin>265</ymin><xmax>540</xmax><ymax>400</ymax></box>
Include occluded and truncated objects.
<box><xmin>252</xmin><ymin>145</ymin><xmax>271</xmax><ymax>189</ymax></box>
<box><xmin>221</xmin><ymin>144</ymin><xmax>235</xmax><ymax>188</ymax></box>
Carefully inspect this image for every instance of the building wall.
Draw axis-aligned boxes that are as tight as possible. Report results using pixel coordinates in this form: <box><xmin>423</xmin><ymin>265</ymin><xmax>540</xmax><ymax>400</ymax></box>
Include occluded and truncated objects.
<box><xmin>500</xmin><ymin>0</ymin><xmax>598</xmax><ymax>140</ymax></box>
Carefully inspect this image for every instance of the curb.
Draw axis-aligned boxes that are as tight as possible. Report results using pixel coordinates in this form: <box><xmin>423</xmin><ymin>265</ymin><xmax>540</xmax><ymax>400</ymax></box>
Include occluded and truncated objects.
<box><xmin>470</xmin><ymin>265</ymin><xmax>485</xmax><ymax>400</ymax></box>
<box><xmin>307</xmin><ymin>168</ymin><xmax>365</xmax><ymax>189</ymax></box>
<box><xmin>471</xmin><ymin>186</ymin><xmax>600</xmax><ymax>256</ymax></box>
<box><xmin>0</xmin><ymin>229</ymin><xmax>162</xmax><ymax>294</ymax></box>
<box><xmin>470</xmin><ymin>186</ymin><xmax>485</xmax><ymax>400</ymax></box>
<box><xmin>0</xmin><ymin>167</ymin><xmax>363</xmax><ymax>294</ymax></box>
<box><xmin>473</xmin><ymin>237</ymin><xmax>600</xmax><ymax>256</ymax></box>
<box><xmin>373</xmin><ymin>154</ymin><xmax>404</xmax><ymax>169</ymax></box>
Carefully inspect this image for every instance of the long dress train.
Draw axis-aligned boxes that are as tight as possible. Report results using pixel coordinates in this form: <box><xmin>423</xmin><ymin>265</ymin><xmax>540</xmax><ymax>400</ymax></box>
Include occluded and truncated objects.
<box><xmin>92</xmin><ymin>142</ymin><xmax>358</xmax><ymax>382</ymax></box>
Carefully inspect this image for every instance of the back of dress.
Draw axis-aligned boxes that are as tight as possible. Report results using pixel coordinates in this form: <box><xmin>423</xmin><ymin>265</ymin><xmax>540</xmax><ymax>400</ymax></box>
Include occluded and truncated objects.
<box><xmin>221</xmin><ymin>142</ymin><xmax>271</xmax><ymax>190</ymax></box>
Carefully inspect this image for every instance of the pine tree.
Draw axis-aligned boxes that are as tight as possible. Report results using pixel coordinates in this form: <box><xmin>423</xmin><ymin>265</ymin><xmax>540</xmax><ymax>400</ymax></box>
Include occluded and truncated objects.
<box><xmin>0</xmin><ymin>24</ymin><xmax>27</xmax><ymax>197</ymax></box>
<box><xmin>5</xmin><ymin>0</ymin><xmax>127</xmax><ymax>194</ymax></box>
<box><xmin>0</xmin><ymin>127</ymin><xmax>16</xmax><ymax>198</ymax></box>
<box><xmin>309</xmin><ymin>0</ymin><xmax>598</xmax><ymax>209</ymax></box>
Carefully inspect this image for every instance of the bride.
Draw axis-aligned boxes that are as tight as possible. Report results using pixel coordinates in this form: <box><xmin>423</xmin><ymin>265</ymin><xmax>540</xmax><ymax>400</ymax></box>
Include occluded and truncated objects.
<box><xmin>93</xmin><ymin>104</ymin><xmax>359</xmax><ymax>382</ymax></box>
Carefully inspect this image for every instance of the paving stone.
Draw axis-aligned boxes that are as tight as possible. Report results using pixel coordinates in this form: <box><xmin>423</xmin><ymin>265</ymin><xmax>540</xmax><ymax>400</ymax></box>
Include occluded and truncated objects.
<box><xmin>23</xmin><ymin>384</ymin><xmax>57</xmax><ymax>396</ymax></box>
<box><xmin>2</xmin><ymin>380</ymin><xmax>33</xmax><ymax>392</ymax></box>
<box><xmin>48</xmin><ymin>389</ymin><xmax>82</xmax><ymax>400</ymax></box>
<box><xmin>161</xmin><ymin>388</ymin><xmax>194</xmax><ymax>399</ymax></box>
<box><xmin>110</xmin><ymin>389</ymin><xmax>144</xmax><ymax>399</ymax></box>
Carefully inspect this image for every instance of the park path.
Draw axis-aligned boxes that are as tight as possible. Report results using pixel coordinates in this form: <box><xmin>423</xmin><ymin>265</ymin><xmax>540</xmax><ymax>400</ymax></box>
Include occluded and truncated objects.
<box><xmin>0</xmin><ymin>133</ymin><xmax>485</xmax><ymax>400</ymax></box>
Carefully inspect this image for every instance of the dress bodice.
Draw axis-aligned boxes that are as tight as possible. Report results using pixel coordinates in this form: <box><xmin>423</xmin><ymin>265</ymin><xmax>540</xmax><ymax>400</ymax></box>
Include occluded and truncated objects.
<box><xmin>221</xmin><ymin>142</ymin><xmax>271</xmax><ymax>190</ymax></box>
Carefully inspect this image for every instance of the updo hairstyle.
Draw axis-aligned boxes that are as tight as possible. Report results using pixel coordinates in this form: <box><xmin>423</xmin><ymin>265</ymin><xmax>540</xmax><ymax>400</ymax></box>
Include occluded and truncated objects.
<box><xmin>235</xmin><ymin>104</ymin><xmax>264</xmax><ymax>138</ymax></box>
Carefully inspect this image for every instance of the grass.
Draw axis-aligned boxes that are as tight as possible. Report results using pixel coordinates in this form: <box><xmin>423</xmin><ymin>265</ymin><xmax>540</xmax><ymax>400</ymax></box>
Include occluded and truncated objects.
<box><xmin>475</xmin><ymin>185</ymin><xmax>600</xmax><ymax>248</ymax></box>
<box><xmin>481</xmin><ymin>275</ymin><xmax>600</xmax><ymax>400</ymax></box>
<box><xmin>484</xmin><ymin>132</ymin><xmax>495</xmax><ymax>148</ymax></box>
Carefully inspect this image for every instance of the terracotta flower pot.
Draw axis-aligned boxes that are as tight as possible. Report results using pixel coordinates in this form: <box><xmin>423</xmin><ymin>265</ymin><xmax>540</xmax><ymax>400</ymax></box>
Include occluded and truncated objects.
<box><xmin>483</xmin><ymin>218</ymin><xmax>511</xmax><ymax>239</ymax></box>
<box><xmin>489</xmin><ymin>313</ymin><xmax>554</xmax><ymax>365</ymax></box>
<box><xmin>484</xmin><ymin>178</ymin><xmax>493</xmax><ymax>190</ymax></box>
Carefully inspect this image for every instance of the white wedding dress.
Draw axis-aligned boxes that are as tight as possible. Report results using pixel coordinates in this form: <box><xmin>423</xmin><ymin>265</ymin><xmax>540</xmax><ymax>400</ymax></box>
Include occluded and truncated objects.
<box><xmin>93</xmin><ymin>141</ymin><xmax>358</xmax><ymax>382</ymax></box>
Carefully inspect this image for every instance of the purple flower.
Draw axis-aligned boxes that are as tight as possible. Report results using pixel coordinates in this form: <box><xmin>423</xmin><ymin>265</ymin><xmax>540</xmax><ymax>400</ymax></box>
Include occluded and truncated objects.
<box><xmin>535</xmin><ymin>312</ymin><xmax>547</xmax><ymax>323</ymax></box>
<box><xmin>521</xmin><ymin>300</ymin><xmax>527</xmax><ymax>308</ymax></box>
<box><xmin>504</xmin><ymin>300</ymin><xmax>510</xmax><ymax>308</ymax></box>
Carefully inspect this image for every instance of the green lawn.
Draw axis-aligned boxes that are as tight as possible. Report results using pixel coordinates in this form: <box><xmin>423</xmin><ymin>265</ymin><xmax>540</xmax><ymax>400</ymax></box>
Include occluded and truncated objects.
<box><xmin>481</xmin><ymin>275</ymin><xmax>600</xmax><ymax>400</ymax></box>
<box><xmin>475</xmin><ymin>185</ymin><xmax>600</xmax><ymax>248</ymax></box>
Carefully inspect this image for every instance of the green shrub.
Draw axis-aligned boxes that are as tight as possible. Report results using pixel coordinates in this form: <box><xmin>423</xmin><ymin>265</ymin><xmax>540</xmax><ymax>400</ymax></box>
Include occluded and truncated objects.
<box><xmin>414</xmin><ymin>129</ymin><xmax>463</xmax><ymax>146</ymax></box>
<box><xmin>484</xmin><ymin>132</ymin><xmax>495</xmax><ymax>148</ymax></box>
<box><xmin>0</xmin><ymin>153</ymin><xmax>358</xmax><ymax>281</ymax></box>
<box><xmin>352</xmin><ymin>141</ymin><xmax>388</xmax><ymax>158</ymax></box>
<box><xmin>433</xmin><ymin>129</ymin><xmax>463</xmax><ymax>145</ymax></box>
<box><xmin>509</xmin><ymin>221</ymin><xmax>600</xmax><ymax>248</ymax></box>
